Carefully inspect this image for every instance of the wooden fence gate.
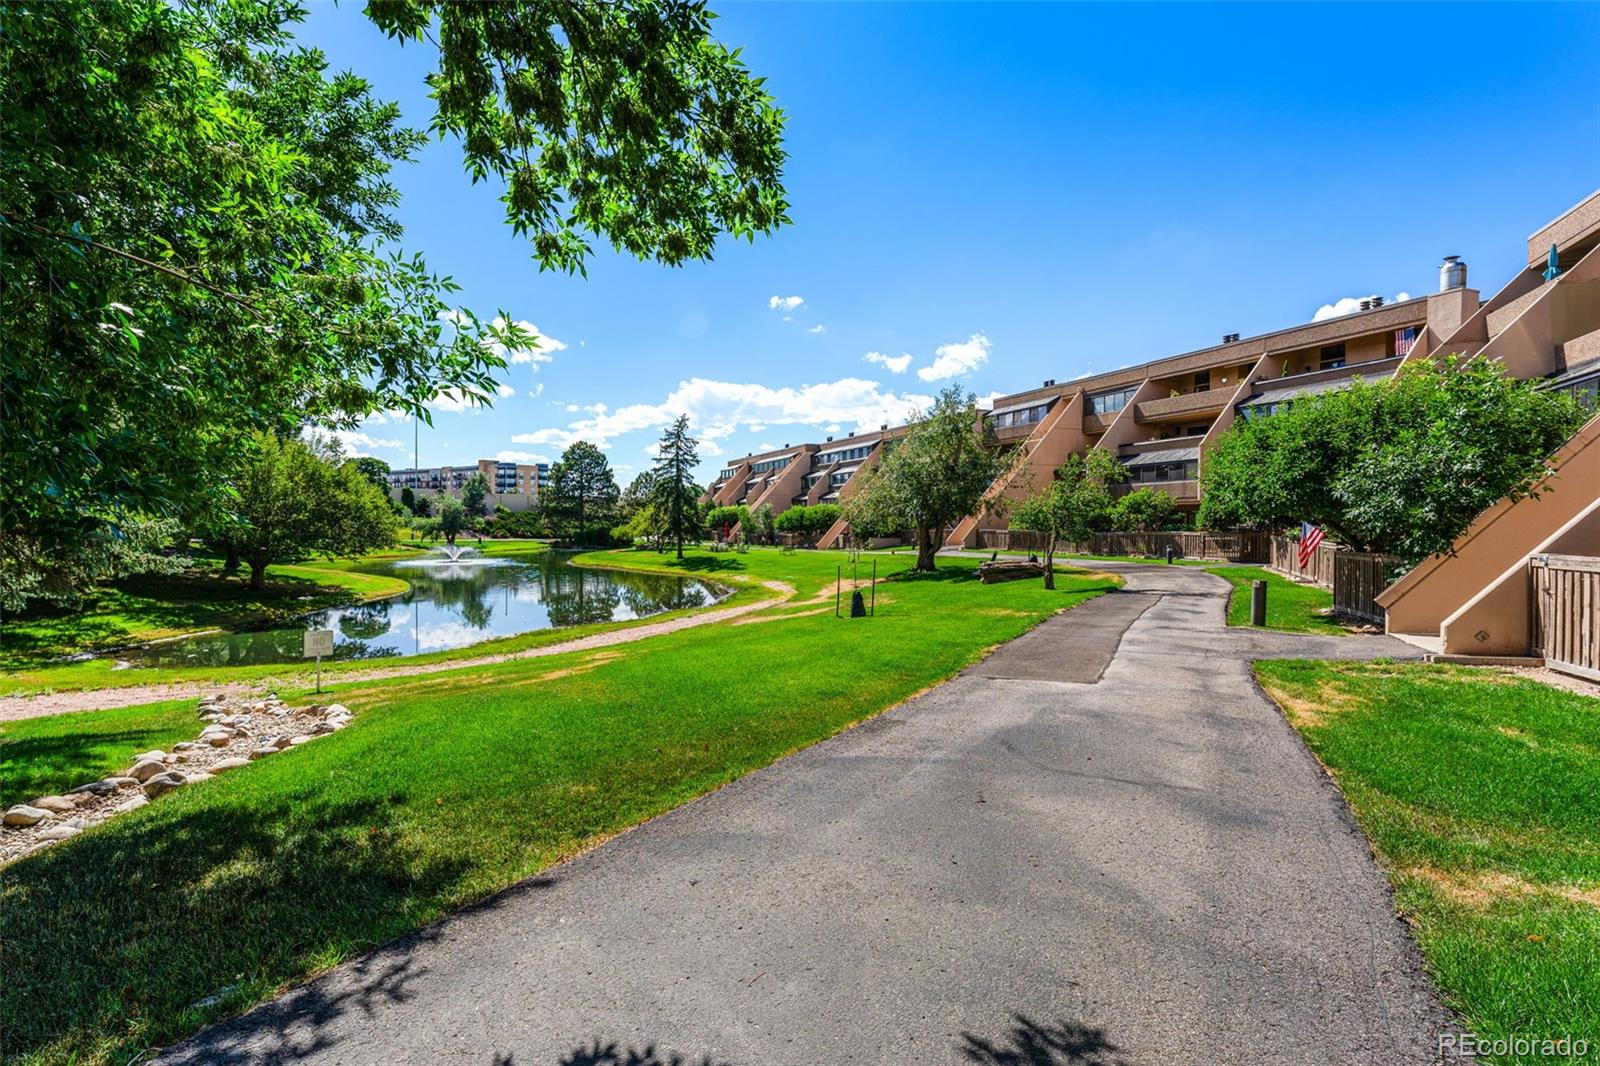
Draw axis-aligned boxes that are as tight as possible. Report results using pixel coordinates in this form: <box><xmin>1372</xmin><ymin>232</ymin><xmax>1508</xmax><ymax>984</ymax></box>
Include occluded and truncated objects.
<box><xmin>1531</xmin><ymin>554</ymin><xmax>1600</xmax><ymax>682</ymax></box>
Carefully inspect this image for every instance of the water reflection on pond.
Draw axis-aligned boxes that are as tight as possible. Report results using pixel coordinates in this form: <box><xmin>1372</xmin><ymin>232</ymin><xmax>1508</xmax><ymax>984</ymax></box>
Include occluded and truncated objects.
<box><xmin>121</xmin><ymin>551</ymin><xmax>722</xmax><ymax>669</ymax></box>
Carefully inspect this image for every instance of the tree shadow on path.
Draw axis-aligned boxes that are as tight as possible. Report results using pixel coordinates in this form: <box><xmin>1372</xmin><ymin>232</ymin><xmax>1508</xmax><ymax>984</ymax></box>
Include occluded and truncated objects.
<box><xmin>960</xmin><ymin>1013</ymin><xmax>1134</xmax><ymax>1066</ymax></box>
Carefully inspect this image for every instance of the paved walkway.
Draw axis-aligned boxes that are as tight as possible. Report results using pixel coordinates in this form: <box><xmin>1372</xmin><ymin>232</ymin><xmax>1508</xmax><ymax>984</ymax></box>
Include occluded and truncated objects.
<box><xmin>159</xmin><ymin>565</ymin><xmax>1465</xmax><ymax>1065</ymax></box>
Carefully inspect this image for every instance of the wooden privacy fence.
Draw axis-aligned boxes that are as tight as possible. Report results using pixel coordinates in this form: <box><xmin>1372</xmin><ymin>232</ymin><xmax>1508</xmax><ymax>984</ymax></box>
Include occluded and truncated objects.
<box><xmin>1269</xmin><ymin>536</ymin><xmax>1339</xmax><ymax>588</ymax></box>
<box><xmin>976</xmin><ymin>529</ymin><xmax>1270</xmax><ymax>562</ymax></box>
<box><xmin>1531</xmin><ymin>554</ymin><xmax>1600</xmax><ymax>682</ymax></box>
<box><xmin>1332</xmin><ymin>552</ymin><xmax>1396</xmax><ymax>625</ymax></box>
<box><xmin>1269</xmin><ymin>537</ymin><xmax>1399</xmax><ymax>624</ymax></box>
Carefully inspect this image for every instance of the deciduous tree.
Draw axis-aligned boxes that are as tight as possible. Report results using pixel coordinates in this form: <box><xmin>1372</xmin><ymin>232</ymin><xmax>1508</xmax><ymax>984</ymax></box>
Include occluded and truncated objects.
<box><xmin>1110</xmin><ymin>486</ymin><xmax>1182</xmax><ymax>532</ymax></box>
<box><xmin>220</xmin><ymin>434</ymin><xmax>397</xmax><ymax>590</ymax></box>
<box><xmin>460</xmin><ymin>472</ymin><xmax>491</xmax><ymax>518</ymax></box>
<box><xmin>1199</xmin><ymin>356</ymin><xmax>1585</xmax><ymax>566</ymax></box>
<box><xmin>1</xmin><ymin>0</ymin><xmax>787</xmax><ymax>604</ymax></box>
<box><xmin>1010</xmin><ymin>450</ymin><xmax>1126</xmax><ymax>588</ymax></box>
<box><xmin>843</xmin><ymin>387</ymin><xmax>1007</xmax><ymax>571</ymax></box>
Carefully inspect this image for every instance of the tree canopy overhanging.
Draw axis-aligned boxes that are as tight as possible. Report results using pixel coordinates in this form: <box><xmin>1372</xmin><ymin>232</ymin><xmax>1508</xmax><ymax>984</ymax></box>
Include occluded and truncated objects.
<box><xmin>0</xmin><ymin>0</ymin><xmax>788</xmax><ymax>609</ymax></box>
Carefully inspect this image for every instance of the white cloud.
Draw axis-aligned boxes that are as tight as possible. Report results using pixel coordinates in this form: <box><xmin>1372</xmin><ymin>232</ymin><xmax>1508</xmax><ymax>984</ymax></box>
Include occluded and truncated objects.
<box><xmin>324</xmin><ymin>429</ymin><xmax>403</xmax><ymax>457</ymax></box>
<box><xmin>768</xmin><ymin>295</ymin><xmax>805</xmax><ymax>312</ymax></box>
<box><xmin>490</xmin><ymin>317</ymin><xmax>567</xmax><ymax>366</ymax></box>
<box><xmin>808</xmin><ymin>324</ymin><xmax>827</xmax><ymax>335</ymax></box>
<box><xmin>975</xmin><ymin>390</ymin><xmax>1004</xmax><ymax>410</ymax></box>
<box><xmin>1312</xmin><ymin>293</ymin><xmax>1413</xmax><ymax>322</ymax></box>
<box><xmin>917</xmin><ymin>333</ymin><xmax>992</xmax><ymax>382</ymax></box>
<box><xmin>494</xmin><ymin>449</ymin><xmax>548</xmax><ymax>464</ymax></box>
<box><xmin>864</xmin><ymin>351</ymin><xmax>913</xmax><ymax>374</ymax></box>
<box><xmin>427</xmin><ymin>388</ymin><xmax>485</xmax><ymax>414</ymax></box>
<box><xmin>511</xmin><ymin>376</ymin><xmax>934</xmax><ymax>450</ymax></box>
<box><xmin>442</xmin><ymin>309</ymin><xmax>566</xmax><ymax>367</ymax></box>
<box><xmin>700</xmin><ymin>440</ymin><xmax>725</xmax><ymax>457</ymax></box>
<box><xmin>496</xmin><ymin>384</ymin><xmax>516</xmax><ymax>398</ymax></box>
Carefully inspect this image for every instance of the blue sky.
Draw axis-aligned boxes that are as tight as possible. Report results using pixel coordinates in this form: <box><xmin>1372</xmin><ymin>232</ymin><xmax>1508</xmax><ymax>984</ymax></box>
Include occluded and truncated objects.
<box><xmin>301</xmin><ymin>2</ymin><xmax>1600</xmax><ymax>486</ymax></box>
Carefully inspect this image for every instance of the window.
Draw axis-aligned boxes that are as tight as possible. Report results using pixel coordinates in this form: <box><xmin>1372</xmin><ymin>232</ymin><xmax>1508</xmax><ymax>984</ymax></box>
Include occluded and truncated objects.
<box><xmin>988</xmin><ymin>402</ymin><xmax>1051</xmax><ymax>429</ymax></box>
<box><xmin>815</xmin><ymin>442</ymin><xmax>874</xmax><ymax>466</ymax></box>
<box><xmin>1130</xmin><ymin>459</ymin><xmax>1198</xmax><ymax>483</ymax></box>
<box><xmin>1319</xmin><ymin>343</ymin><xmax>1346</xmax><ymax>370</ymax></box>
<box><xmin>1087</xmin><ymin>386</ymin><xmax>1137</xmax><ymax>416</ymax></box>
<box><xmin>750</xmin><ymin>455</ymin><xmax>792</xmax><ymax>475</ymax></box>
<box><xmin>1193</xmin><ymin>371</ymin><xmax>1210</xmax><ymax>394</ymax></box>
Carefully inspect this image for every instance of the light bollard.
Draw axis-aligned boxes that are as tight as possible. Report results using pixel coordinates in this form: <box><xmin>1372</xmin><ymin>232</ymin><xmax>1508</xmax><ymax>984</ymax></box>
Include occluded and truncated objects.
<box><xmin>1250</xmin><ymin>579</ymin><xmax>1268</xmax><ymax>627</ymax></box>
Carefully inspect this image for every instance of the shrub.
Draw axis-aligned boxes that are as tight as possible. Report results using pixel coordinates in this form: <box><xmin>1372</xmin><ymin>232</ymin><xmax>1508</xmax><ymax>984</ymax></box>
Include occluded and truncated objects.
<box><xmin>773</xmin><ymin>503</ymin><xmax>841</xmax><ymax>537</ymax></box>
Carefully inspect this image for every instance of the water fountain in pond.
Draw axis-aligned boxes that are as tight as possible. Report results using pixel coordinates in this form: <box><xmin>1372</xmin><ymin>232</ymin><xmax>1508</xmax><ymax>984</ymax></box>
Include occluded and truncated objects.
<box><xmin>435</xmin><ymin>543</ymin><xmax>477</xmax><ymax>563</ymax></box>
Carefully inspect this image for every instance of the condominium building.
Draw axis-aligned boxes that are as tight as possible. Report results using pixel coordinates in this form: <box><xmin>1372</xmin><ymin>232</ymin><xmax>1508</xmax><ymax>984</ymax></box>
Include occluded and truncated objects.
<box><xmin>703</xmin><ymin>188</ymin><xmax>1600</xmax><ymax>554</ymax></box>
<box><xmin>386</xmin><ymin>459</ymin><xmax>549</xmax><ymax>498</ymax></box>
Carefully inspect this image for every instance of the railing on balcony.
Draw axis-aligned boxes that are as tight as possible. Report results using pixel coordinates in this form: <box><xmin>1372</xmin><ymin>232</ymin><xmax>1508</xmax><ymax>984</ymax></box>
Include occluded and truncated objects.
<box><xmin>1113</xmin><ymin>480</ymin><xmax>1200</xmax><ymax>502</ymax></box>
<box><xmin>1134</xmin><ymin>389</ymin><xmax>1227</xmax><ymax>422</ymax></box>
<box><xmin>1248</xmin><ymin>354</ymin><xmax>1406</xmax><ymax>394</ymax></box>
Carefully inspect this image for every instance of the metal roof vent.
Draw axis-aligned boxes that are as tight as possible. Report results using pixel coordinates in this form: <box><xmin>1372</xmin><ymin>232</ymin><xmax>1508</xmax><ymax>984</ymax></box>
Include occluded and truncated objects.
<box><xmin>1440</xmin><ymin>256</ymin><xmax>1467</xmax><ymax>292</ymax></box>
<box><xmin>1371</xmin><ymin>296</ymin><xmax>1384</xmax><ymax>308</ymax></box>
<box><xmin>1043</xmin><ymin>378</ymin><xmax>1056</xmax><ymax>387</ymax></box>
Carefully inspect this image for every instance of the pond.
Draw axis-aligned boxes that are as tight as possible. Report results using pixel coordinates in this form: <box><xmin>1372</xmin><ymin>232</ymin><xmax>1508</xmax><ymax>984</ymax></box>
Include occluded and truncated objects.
<box><xmin>117</xmin><ymin>550</ymin><xmax>724</xmax><ymax>669</ymax></box>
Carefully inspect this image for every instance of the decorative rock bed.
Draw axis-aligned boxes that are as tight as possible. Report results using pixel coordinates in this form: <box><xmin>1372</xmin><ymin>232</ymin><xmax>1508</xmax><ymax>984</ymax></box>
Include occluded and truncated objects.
<box><xmin>1</xmin><ymin>694</ymin><xmax>354</xmax><ymax>866</ymax></box>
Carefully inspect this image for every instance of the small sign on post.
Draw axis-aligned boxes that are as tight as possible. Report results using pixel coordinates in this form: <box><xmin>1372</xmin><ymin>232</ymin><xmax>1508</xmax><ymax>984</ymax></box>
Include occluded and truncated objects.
<box><xmin>303</xmin><ymin>629</ymin><xmax>334</xmax><ymax>693</ymax></box>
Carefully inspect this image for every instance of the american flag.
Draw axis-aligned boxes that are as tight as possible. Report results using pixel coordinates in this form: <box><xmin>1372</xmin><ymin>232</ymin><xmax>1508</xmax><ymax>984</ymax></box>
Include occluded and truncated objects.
<box><xmin>1297</xmin><ymin>522</ymin><xmax>1326</xmax><ymax>569</ymax></box>
<box><xmin>1394</xmin><ymin>327</ymin><xmax>1417</xmax><ymax>357</ymax></box>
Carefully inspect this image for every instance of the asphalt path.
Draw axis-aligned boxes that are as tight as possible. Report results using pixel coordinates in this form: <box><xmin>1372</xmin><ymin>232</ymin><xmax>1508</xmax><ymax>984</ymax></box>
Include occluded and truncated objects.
<box><xmin>160</xmin><ymin>563</ymin><xmax>1466</xmax><ymax>1065</ymax></box>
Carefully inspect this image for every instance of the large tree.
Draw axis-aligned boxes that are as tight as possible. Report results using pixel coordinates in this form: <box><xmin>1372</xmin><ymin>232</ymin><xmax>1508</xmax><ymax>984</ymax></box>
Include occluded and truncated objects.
<box><xmin>353</xmin><ymin>457</ymin><xmax>394</xmax><ymax>494</ymax></box>
<box><xmin>1</xmin><ymin>0</ymin><xmax>788</xmax><ymax>605</ymax></box>
<box><xmin>460</xmin><ymin>471</ymin><xmax>491</xmax><ymax>519</ymax></box>
<box><xmin>1198</xmin><ymin>355</ymin><xmax>1585</xmax><ymax>566</ymax></box>
<box><xmin>1010</xmin><ymin>450</ymin><xmax>1126</xmax><ymax>589</ymax></box>
<box><xmin>1203</xmin><ymin>355</ymin><xmax>1587</xmax><ymax>563</ymax></box>
<box><xmin>650</xmin><ymin>415</ymin><xmax>701</xmax><ymax>559</ymax></box>
<box><xmin>843</xmin><ymin>387</ymin><xmax>1008</xmax><ymax>571</ymax></box>
<box><xmin>219</xmin><ymin>434</ymin><xmax>397</xmax><ymax>590</ymax></box>
<box><xmin>546</xmin><ymin>441</ymin><xmax>620</xmax><ymax>540</ymax></box>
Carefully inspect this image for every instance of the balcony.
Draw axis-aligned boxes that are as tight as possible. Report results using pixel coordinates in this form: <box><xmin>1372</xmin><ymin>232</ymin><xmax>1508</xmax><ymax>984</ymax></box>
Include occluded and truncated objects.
<box><xmin>1114</xmin><ymin>480</ymin><xmax>1200</xmax><ymax>503</ymax></box>
<box><xmin>1134</xmin><ymin>389</ymin><xmax>1226</xmax><ymax>423</ymax></box>
<box><xmin>1082</xmin><ymin>412</ymin><xmax>1111</xmax><ymax>434</ymax></box>
<box><xmin>1250</xmin><ymin>354</ymin><xmax>1405</xmax><ymax>394</ymax></box>
<box><xmin>1118</xmin><ymin>435</ymin><xmax>1205</xmax><ymax>456</ymax></box>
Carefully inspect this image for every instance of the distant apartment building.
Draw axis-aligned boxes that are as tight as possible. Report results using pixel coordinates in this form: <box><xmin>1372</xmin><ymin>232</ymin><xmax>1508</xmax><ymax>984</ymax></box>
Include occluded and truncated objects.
<box><xmin>704</xmin><ymin>189</ymin><xmax>1600</xmax><ymax>554</ymax></box>
<box><xmin>387</xmin><ymin>459</ymin><xmax>550</xmax><ymax>499</ymax></box>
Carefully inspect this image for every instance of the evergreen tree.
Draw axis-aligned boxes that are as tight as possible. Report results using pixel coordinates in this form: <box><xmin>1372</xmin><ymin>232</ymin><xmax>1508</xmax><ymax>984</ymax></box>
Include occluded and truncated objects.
<box><xmin>547</xmin><ymin>441</ymin><xmax>619</xmax><ymax>541</ymax></box>
<box><xmin>651</xmin><ymin>415</ymin><xmax>701</xmax><ymax>559</ymax></box>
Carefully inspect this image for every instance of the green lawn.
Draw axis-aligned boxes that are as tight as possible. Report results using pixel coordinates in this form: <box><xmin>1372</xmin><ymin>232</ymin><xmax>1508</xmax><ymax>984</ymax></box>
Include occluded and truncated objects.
<box><xmin>0</xmin><ymin>698</ymin><xmax>200</xmax><ymax>809</ymax></box>
<box><xmin>1256</xmin><ymin>661</ymin><xmax>1600</xmax><ymax>1065</ymax></box>
<box><xmin>0</xmin><ymin>541</ymin><xmax>714</xmax><ymax>698</ymax></box>
<box><xmin>0</xmin><ymin>551</ymin><xmax>416</xmax><ymax>672</ymax></box>
<box><xmin>1205</xmin><ymin>565</ymin><xmax>1347</xmax><ymax>635</ymax></box>
<box><xmin>0</xmin><ymin>548</ymin><xmax>1118</xmax><ymax>1066</ymax></box>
